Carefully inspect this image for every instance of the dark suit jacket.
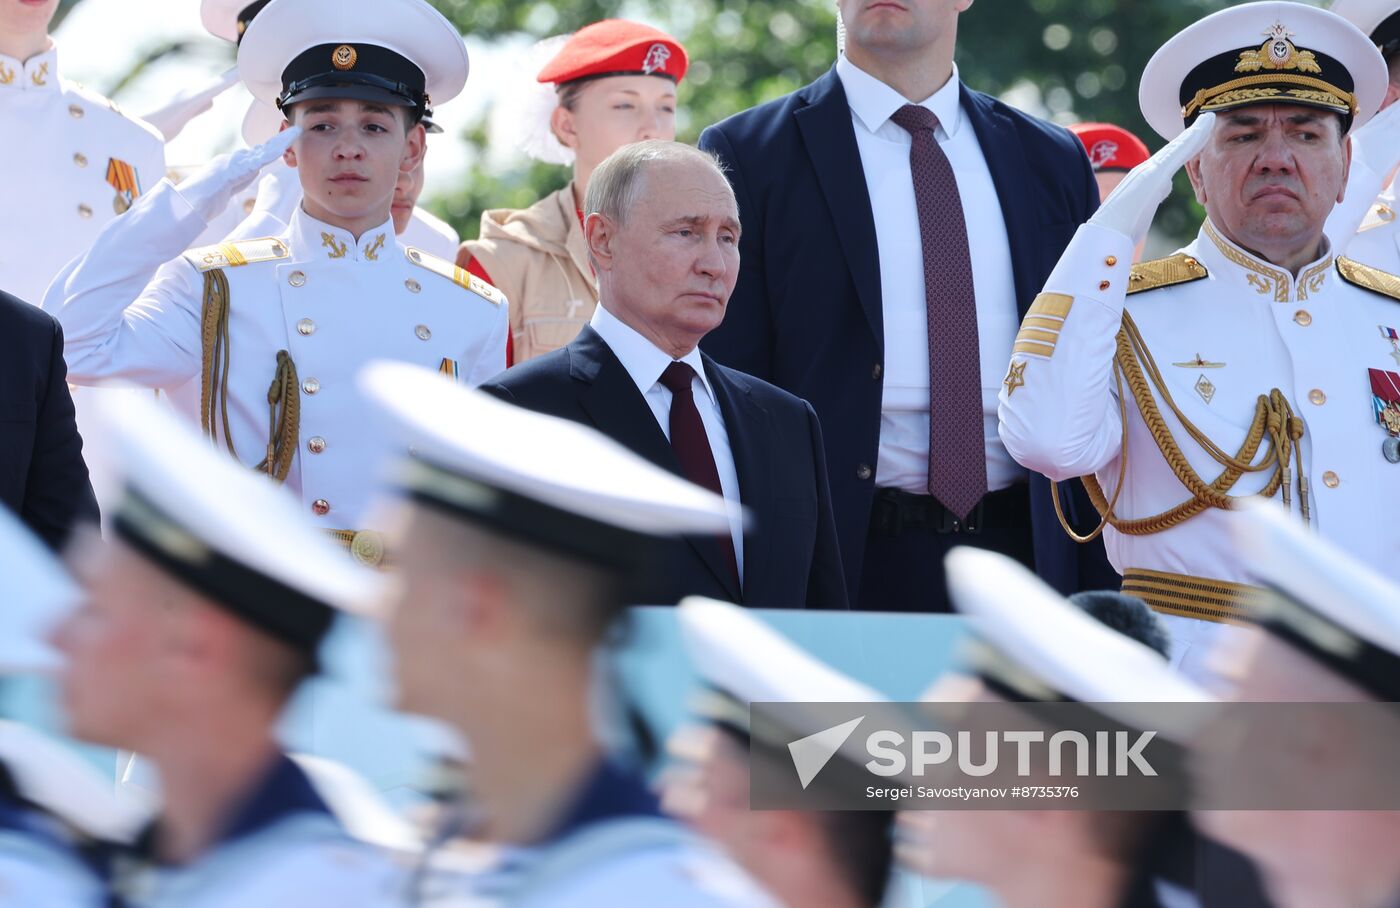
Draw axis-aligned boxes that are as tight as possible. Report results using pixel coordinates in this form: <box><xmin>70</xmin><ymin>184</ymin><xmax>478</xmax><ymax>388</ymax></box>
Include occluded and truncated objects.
<box><xmin>698</xmin><ymin>65</ymin><xmax>1116</xmax><ymax>602</ymax></box>
<box><xmin>480</xmin><ymin>326</ymin><xmax>848</xmax><ymax>610</ymax></box>
<box><xmin>0</xmin><ymin>290</ymin><xmax>98</xmax><ymax>550</ymax></box>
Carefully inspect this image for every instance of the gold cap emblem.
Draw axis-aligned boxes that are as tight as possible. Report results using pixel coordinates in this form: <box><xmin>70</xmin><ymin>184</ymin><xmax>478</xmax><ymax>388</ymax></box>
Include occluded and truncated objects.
<box><xmin>1236</xmin><ymin>24</ymin><xmax>1321</xmax><ymax>74</ymax></box>
<box><xmin>332</xmin><ymin>44</ymin><xmax>358</xmax><ymax>71</ymax></box>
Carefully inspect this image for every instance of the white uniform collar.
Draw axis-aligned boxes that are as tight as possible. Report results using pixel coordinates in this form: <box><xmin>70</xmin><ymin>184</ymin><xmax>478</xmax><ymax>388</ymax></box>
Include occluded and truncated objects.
<box><xmin>589</xmin><ymin>302</ymin><xmax>717</xmax><ymax>405</ymax></box>
<box><xmin>287</xmin><ymin>205</ymin><xmax>395</xmax><ymax>265</ymax></box>
<box><xmin>836</xmin><ymin>53</ymin><xmax>963</xmax><ymax>140</ymax></box>
<box><xmin>1194</xmin><ymin>218</ymin><xmax>1335</xmax><ymax>304</ymax></box>
<box><xmin>0</xmin><ymin>44</ymin><xmax>59</xmax><ymax>93</ymax></box>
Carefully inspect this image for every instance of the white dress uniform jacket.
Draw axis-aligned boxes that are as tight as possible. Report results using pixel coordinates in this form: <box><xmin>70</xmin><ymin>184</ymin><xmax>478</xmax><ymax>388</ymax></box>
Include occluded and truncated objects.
<box><xmin>0</xmin><ymin>45</ymin><xmax>165</xmax><ymax>306</ymax></box>
<box><xmin>1342</xmin><ymin>184</ymin><xmax>1400</xmax><ymax>275</ymax></box>
<box><xmin>998</xmin><ymin>220</ymin><xmax>1400</xmax><ymax>673</ymax></box>
<box><xmin>44</xmin><ymin>177</ymin><xmax>509</xmax><ymax>531</ymax></box>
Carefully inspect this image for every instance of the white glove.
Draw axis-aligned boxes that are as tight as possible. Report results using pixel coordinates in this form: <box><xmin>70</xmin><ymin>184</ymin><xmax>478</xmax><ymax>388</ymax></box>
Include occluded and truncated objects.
<box><xmin>175</xmin><ymin>126</ymin><xmax>302</xmax><ymax>223</ymax></box>
<box><xmin>1088</xmin><ymin>112</ymin><xmax>1216</xmax><ymax>245</ymax></box>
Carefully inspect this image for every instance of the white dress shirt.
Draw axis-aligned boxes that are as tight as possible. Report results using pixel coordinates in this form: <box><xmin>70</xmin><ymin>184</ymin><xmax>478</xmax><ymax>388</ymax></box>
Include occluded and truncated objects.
<box><xmin>835</xmin><ymin>54</ymin><xmax>1025</xmax><ymax>495</ymax></box>
<box><xmin>590</xmin><ymin>304</ymin><xmax>745</xmax><ymax>583</ymax></box>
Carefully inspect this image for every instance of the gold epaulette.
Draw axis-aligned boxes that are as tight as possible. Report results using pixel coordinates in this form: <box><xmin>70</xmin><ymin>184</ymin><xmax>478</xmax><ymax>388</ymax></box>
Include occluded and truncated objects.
<box><xmin>405</xmin><ymin>247</ymin><xmax>504</xmax><ymax>306</ymax></box>
<box><xmin>1126</xmin><ymin>253</ymin><xmax>1208</xmax><ymax>295</ymax></box>
<box><xmin>183</xmin><ymin>237</ymin><xmax>289</xmax><ymax>273</ymax></box>
<box><xmin>1336</xmin><ymin>256</ymin><xmax>1400</xmax><ymax>302</ymax></box>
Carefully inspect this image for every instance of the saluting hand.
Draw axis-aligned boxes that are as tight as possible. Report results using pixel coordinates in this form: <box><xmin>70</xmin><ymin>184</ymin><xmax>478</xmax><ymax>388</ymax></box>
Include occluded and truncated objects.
<box><xmin>176</xmin><ymin>125</ymin><xmax>304</xmax><ymax>223</ymax></box>
<box><xmin>1088</xmin><ymin>112</ymin><xmax>1216</xmax><ymax>245</ymax></box>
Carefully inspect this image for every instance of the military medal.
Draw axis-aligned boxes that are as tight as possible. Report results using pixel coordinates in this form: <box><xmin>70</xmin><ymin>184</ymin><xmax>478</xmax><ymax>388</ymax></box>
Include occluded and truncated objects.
<box><xmin>1380</xmin><ymin>325</ymin><xmax>1400</xmax><ymax>367</ymax></box>
<box><xmin>106</xmin><ymin>158</ymin><xmax>141</xmax><ymax>215</ymax></box>
<box><xmin>1368</xmin><ymin>368</ymin><xmax>1400</xmax><ymax>463</ymax></box>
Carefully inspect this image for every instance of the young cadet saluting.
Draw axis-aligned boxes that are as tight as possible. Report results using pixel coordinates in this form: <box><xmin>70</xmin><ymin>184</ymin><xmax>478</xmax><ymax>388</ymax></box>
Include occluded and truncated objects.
<box><xmin>43</xmin><ymin>0</ymin><xmax>508</xmax><ymax>555</ymax></box>
<box><xmin>0</xmin><ymin>0</ymin><xmax>165</xmax><ymax>307</ymax></box>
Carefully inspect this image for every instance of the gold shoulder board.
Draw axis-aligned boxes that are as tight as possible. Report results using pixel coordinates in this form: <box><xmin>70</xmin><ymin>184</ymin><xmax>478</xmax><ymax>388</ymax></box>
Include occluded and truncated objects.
<box><xmin>183</xmin><ymin>237</ymin><xmax>289</xmax><ymax>273</ymax></box>
<box><xmin>1127</xmin><ymin>253</ymin><xmax>1208</xmax><ymax>295</ymax></box>
<box><xmin>405</xmin><ymin>247</ymin><xmax>504</xmax><ymax>306</ymax></box>
<box><xmin>1336</xmin><ymin>257</ymin><xmax>1400</xmax><ymax>302</ymax></box>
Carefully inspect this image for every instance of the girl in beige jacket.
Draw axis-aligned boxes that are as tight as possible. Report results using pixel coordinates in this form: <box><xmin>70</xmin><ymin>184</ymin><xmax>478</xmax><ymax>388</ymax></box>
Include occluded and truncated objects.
<box><xmin>458</xmin><ymin>20</ymin><xmax>688</xmax><ymax>363</ymax></box>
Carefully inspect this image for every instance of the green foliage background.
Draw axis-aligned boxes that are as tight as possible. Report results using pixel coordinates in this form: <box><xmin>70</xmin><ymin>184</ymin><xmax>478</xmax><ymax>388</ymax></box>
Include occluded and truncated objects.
<box><xmin>59</xmin><ymin>0</ymin><xmax>1335</xmax><ymax>246</ymax></box>
<box><xmin>423</xmin><ymin>0</ymin><xmax>1276</xmax><ymax>246</ymax></box>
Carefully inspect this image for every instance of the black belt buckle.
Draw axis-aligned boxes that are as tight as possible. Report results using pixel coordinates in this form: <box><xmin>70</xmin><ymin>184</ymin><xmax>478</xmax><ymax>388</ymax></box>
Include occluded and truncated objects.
<box><xmin>937</xmin><ymin>498</ymin><xmax>985</xmax><ymax>535</ymax></box>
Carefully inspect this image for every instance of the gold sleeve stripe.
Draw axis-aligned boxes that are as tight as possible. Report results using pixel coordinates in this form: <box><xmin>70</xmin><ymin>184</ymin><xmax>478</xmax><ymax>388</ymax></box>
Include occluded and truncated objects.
<box><xmin>1015</xmin><ymin>328</ymin><xmax>1059</xmax><ymax>345</ymax></box>
<box><xmin>1026</xmin><ymin>293</ymin><xmax>1074</xmax><ymax>319</ymax></box>
<box><xmin>1020</xmin><ymin>315</ymin><xmax>1064</xmax><ymax>331</ymax></box>
<box><xmin>1013</xmin><ymin>340</ymin><xmax>1056</xmax><ymax>357</ymax></box>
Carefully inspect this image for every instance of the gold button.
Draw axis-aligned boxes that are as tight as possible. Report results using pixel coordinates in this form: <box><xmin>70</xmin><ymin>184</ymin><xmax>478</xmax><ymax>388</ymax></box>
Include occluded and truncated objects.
<box><xmin>312</xmin><ymin>499</ymin><xmax>331</xmax><ymax>516</ymax></box>
<box><xmin>1184</xmin><ymin>257</ymin><xmax>1198</xmax><ymax>267</ymax></box>
<box><xmin>77</xmin><ymin>204</ymin><xmax>92</xmax><ymax>218</ymax></box>
<box><xmin>1105</xmin><ymin>256</ymin><xmax>1118</xmax><ymax>267</ymax></box>
<box><xmin>73</xmin><ymin>152</ymin><xmax>87</xmax><ymax>167</ymax></box>
<box><xmin>1323</xmin><ymin>471</ymin><xmax>1340</xmax><ymax>489</ymax></box>
<box><xmin>405</xmin><ymin>279</ymin><xmax>421</xmax><ymax>293</ymax></box>
<box><xmin>1294</xmin><ymin>310</ymin><xmax>1312</xmax><ymax>327</ymax></box>
<box><xmin>408</xmin><ymin>250</ymin><xmax>422</xmax><ymax>263</ymax></box>
<box><xmin>1309</xmin><ymin>389</ymin><xmax>1326</xmax><ymax>406</ymax></box>
<box><xmin>297</xmin><ymin>318</ymin><xmax>316</xmax><ymax>336</ymax></box>
<box><xmin>307</xmin><ymin>436</ymin><xmax>327</xmax><ymax>454</ymax></box>
<box><xmin>288</xmin><ymin>271</ymin><xmax>306</xmax><ymax>287</ymax></box>
<box><xmin>303</xmin><ymin>378</ymin><xmax>320</xmax><ymax>394</ymax></box>
<box><xmin>1099</xmin><ymin>280</ymin><xmax>1111</xmax><ymax>291</ymax></box>
<box><xmin>243</xmin><ymin>198</ymin><xmax>256</xmax><ymax>215</ymax></box>
<box><xmin>350</xmin><ymin>530</ymin><xmax>385</xmax><ymax>568</ymax></box>
<box><xmin>68</xmin><ymin>104</ymin><xmax>84</xmax><ymax>118</ymax></box>
<box><xmin>415</xmin><ymin>324</ymin><xmax>432</xmax><ymax>341</ymax></box>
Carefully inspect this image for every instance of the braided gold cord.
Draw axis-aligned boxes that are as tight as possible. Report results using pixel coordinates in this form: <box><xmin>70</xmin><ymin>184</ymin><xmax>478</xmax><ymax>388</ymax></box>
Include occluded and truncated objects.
<box><xmin>1053</xmin><ymin>311</ymin><xmax>1302</xmax><ymax>538</ymax></box>
<box><xmin>200</xmin><ymin>269</ymin><xmax>300</xmax><ymax>484</ymax></box>
<box><xmin>254</xmin><ymin>350</ymin><xmax>299</xmax><ymax>482</ymax></box>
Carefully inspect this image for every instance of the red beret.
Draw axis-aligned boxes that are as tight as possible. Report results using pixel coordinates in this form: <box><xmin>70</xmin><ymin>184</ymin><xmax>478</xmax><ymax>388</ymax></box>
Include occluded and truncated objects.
<box><xmin>536</xmin><ymin>19</ymin><xmax>688</xmax><ymax>86</ymax></box>
<box><xmin>1069</xmin><ymin>123</ymin><xmax>1151</xmax><ymax>173</ymax></box>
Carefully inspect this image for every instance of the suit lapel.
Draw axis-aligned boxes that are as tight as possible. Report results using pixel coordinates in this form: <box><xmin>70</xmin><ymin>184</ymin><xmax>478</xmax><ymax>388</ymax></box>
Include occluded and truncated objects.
<box><xmin>961</xmin><ymin>87</ymin><xmax>1038</xmax><ymax>316</ymax></box>
<box><xmin>705</xmin><ymin>357</ymin><xmax>769</xmax><ymax>604</ymax></box>
<box><xmin>572</xmin><ymin>329</ymin><xmax>744</xmax><ymax>602</ymax></box>
<box><xmin>794</xmin><ymin>67</ymin><xmax>884</xmax><ymax>345</ymax></box>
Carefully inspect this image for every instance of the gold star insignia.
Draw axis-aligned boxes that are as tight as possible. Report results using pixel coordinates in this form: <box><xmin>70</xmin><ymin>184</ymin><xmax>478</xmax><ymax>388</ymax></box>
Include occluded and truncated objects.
<box><xmin>1003</xmin><ymin>360</ymin><xmax>1027</xmax><ymax>396</ymax></box>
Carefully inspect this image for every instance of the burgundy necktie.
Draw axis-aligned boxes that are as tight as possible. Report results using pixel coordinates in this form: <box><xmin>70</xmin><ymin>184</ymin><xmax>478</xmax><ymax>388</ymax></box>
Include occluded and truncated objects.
<box><xmin>659</xmin><ymin>361</ymin><xmax>740</xmax><ymax>587</ymax></box>
<box><xmin>889</xmin><ymin>103</ymin><xmax>988</xmax><ymax>521</ymax></box>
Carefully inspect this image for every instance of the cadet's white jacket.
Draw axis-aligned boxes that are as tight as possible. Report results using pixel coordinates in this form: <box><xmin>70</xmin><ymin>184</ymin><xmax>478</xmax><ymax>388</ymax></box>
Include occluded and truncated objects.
<box><xmin>0</xmin><ymin>45</ymin><xmax>165</xmax><ymax>307</ymax></box>
<box><xmin>44</xmin><ymin>177</ymin><xmax>508</xmax><ymax>530</ymax></box>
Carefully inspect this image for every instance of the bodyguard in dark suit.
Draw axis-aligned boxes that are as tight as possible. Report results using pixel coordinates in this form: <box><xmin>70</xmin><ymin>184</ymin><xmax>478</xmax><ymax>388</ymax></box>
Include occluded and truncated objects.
<box><xmin>482</xmin><ymin>141</ymin><xmax>847</xmax><ymax>610</ymax></box>
<box><xmin>0</xmin><ymin>289</ymin><xmax>98</xmax><ymax>550</ymax></box>
<box><xmin>698</xmin><ymin>0</ymin><xmax>1114</xmax><ymax>610</ymax></box>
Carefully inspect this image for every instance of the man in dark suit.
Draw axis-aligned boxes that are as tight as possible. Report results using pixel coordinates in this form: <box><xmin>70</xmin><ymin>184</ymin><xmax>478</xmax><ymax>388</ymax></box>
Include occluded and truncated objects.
<box><xmin>0</xmin><ymin>289</ymin><xmax>98</xmax><ymax>550</ymax></box>
<box><xmin>482</xmin><ymin>141</ymin><xmax>847</xmax><ymax>610</ymax></box>
<box><xmin>698</xmin><ymin>0</ymin><xmax>1114</xmax><ymax>611</ymax></box>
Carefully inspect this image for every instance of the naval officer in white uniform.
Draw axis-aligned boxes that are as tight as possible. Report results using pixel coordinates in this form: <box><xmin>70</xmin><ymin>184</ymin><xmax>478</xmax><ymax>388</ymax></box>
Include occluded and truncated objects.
<box><xmin>0</xmin><ymin>0</ymin><xmax>165</xmax><ymax>307</ymax></box>
<box><xmin>997</xmin><ymin>2</ymin><xmax>1400</xmax><ymax>679</ymax></box>
<box><xmin>43</xmin><ymin>0</ymin><xmax>507</xmax><ymax>546</ymax></box>
<box><xmin>52</xmin><ymin>394</ymin><xmax>404</xmax><ymax>908</ymax></box>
